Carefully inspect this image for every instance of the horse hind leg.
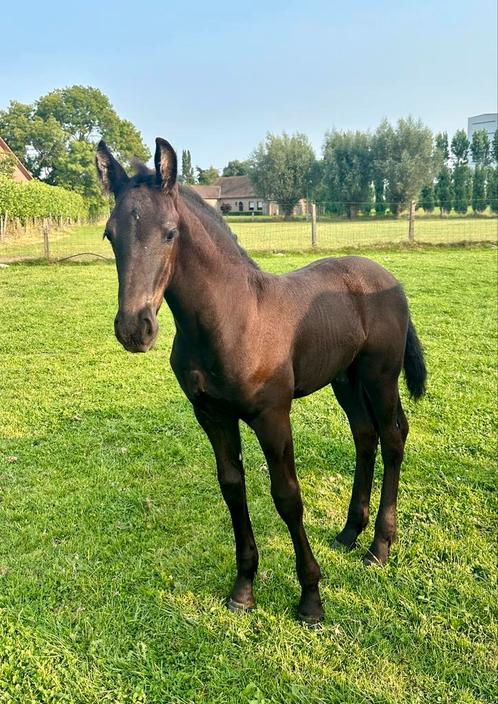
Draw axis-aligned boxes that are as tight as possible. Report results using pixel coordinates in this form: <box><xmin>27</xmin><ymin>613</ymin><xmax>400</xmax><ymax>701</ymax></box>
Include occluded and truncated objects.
<box><xmin>360</xmin><ymin>374</ymin><xmax>409</xmax><ymax>567</ymax></box>
<box><xmin>331</xmin><ymin>374</ymin><xmax>379</xmax><ymax>550</ymax></box>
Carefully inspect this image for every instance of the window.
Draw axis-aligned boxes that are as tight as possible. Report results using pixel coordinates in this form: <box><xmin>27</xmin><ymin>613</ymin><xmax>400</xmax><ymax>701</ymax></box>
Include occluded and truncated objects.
<box><xmin>249</xmin><ymin>201</ymin><xmax>255</xmax><ymax>211</ymax></box>
<box><xmin>238</xmin><ymin>201</ymin><xmax>243</xmax><ymax>212</ymax></box>
<box><xmin>257</xmin><ymin>201</ymin><xmax>263</xmax><ymax>210</ymax></box>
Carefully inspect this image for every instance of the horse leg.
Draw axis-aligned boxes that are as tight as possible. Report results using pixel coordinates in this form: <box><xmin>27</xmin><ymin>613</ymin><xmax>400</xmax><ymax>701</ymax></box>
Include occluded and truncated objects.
<box><xmin>250</xmin><ymin>408</ymin><xmax>323</xmax><ymax>625</ymax></box>
<box><xmin>194</xmin><ymin>405</ymin><xmax>259</xmax><ymax>610</ymax></box>
<box><xmin>360</xmin><ymin>376</ymin><xmax>409</xmax><ymax>566</ymax></box>
<box><xmin>331</xmin><ymin>375</ymin><xmax>378</xmax><ymax>550</ymax></box>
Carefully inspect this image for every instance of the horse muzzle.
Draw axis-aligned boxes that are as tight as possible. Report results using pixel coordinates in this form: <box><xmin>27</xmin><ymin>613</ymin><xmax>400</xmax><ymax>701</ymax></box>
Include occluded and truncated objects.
<box><xmin>114</xmin><ymin>306</ymin><xmax>159</xmax><ymax>353</ymax></box>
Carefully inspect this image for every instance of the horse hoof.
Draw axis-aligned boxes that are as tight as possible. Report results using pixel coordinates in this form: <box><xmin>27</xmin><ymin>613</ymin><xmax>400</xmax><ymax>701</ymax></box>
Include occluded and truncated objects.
<box><xmin>363</xmin><ymin>552</ymin><xmax>384</xmax><ymax>568</ymax></box>
<box><xmin>227</xmin><ymin>598</ymin><xmax>253</xmax><ymax>613</ymax></box>
<box><xmin>298</xmin><ymin>612</ymin><xmax>324</xmax><ymax>629</ymax></box>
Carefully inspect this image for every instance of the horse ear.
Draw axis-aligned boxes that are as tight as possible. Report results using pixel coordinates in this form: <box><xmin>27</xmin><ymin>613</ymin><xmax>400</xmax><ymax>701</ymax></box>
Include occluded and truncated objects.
<box><xmin>154</xmin><ymin>138</ymin><xmax>177</xmax><ymax>193</ymax></box>
<box><xmin>95</xmin><ymin>141</ymin><xmax>129</xmax><ymax>197</ymax></box>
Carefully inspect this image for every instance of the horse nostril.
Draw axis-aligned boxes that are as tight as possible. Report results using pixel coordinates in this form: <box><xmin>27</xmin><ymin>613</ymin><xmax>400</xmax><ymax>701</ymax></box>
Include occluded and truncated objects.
<box><xmin>143</xmin><ymin>316</ymin><xmax>153</xmax><ymax>338</ymax></box>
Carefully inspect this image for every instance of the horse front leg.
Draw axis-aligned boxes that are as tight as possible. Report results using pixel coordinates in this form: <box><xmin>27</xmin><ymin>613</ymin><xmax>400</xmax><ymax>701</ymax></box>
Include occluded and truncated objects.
<box><xmin>194</xmin><ymin>405</ymin><xmax>259</xmax><ymax>610</ymax></box>
<box><xmin>250</xmin><ymin>407</ymin><xmax>324</xmax><ymax>625</ymax></box>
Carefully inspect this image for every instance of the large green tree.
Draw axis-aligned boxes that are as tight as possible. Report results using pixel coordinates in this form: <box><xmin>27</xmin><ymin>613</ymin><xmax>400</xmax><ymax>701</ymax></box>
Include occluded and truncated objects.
<box><xmin>321</xmin><ymin>131</ymin><xmax>372</xmax><ymax>218</ymax></box>
<box><xmin>372</xmin><ymin>117</ymin><xmax>435</xmax><ymax>215</ymax></box>
<box><xmin>196</xmin><ymin>166</ymin><xmax>220</xmax><ymax>185</ymax></box>
<box><xmin>0</xmin><ymin>86</ymin><xmax>149</xmax><ymax>212</ymax></box>
<box><xmin>222</xmin><ymin>159</ymin><xmax>251</xmax><ymax>177</ymax></box>
<box><xmin>250</xmin><ymin>132</ymin><xmax>315</xmax><ymax>217</ymax></box>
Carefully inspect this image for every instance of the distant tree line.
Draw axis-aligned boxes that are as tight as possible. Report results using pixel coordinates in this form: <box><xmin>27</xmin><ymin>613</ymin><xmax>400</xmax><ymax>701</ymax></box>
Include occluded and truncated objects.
<box><xmin>1</xmin><ymin>85</ymin><xmax>496</xmax><ymax>220</ymax></box>
<box><xmin>182</xmin><ymin>120</ymin><xmax>498</xmax><ymax>218</ymax></box>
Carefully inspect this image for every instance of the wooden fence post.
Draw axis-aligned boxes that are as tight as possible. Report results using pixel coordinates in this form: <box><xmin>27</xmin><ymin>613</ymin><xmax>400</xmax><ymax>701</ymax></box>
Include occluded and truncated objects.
<box><xmin>311</xmin><ymin>202</ymin><xmax>317</xmax><ymax>247</ymax></box>
<box><xmin>43</xmin><ymin>219</ymin><xmax>50</xmax><ymax>261</ymax></box>
<box><xmin>408</xmin><ymin>201</ymin><xmax>416</xmax><ymax>243</ymax></box>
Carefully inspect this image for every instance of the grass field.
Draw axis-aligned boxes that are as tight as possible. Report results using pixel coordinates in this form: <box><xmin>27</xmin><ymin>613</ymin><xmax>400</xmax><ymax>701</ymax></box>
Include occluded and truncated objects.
<box><xmin>0</xmin><ymin>215</ymin><xmax>496</xmax><ymax>262</ymax></box>
<box><xmin>0</xmin><ymin>249</ymin><xmax>496</xmax><ymax>703</ymax></box>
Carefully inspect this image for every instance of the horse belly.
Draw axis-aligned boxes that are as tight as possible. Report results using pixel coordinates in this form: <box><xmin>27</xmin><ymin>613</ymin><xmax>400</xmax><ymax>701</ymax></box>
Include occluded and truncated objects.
<box><xmin>292</xmin><ymin>318</ymin><xmax>364</xmax><ymax>398</ymax></box>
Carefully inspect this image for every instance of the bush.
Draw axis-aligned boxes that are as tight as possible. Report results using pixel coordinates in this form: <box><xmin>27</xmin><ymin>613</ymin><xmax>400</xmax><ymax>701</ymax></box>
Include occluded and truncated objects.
<box><xmin>0</xmin><ymin>177</ymin><xmax>87</xmax><ymax>220</ymax></box>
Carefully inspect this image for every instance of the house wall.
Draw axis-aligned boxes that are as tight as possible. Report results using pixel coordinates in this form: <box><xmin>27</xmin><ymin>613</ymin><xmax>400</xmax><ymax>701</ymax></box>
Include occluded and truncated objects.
<box><xmin>0</xmin><ymin>145</ymin><xmax>32</xmax><ymax>183</ymax></box>
<box><xmin>203</xmin><ymin>198</ymin><xmax>219</xmax><ymax>208</ymax></box>
<box><xmin>218</xmin><ymin>198</ymin><xmax>271</xmax><ymax>215</ymax></box>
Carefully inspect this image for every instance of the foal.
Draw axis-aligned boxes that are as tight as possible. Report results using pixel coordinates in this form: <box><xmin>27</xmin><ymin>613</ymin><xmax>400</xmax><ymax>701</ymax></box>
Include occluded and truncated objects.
<box><xmin>96</xmin><ymin>138</ymin><xmax>426</xmax><ymax>625</ymax></box>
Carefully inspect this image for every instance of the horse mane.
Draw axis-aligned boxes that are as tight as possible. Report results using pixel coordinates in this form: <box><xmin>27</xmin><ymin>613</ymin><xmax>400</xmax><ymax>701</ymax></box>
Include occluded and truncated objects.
<box><xmin>130</xmin><ymin>162</ymin><xmax>259</xmax><ymax>270</ymax></box>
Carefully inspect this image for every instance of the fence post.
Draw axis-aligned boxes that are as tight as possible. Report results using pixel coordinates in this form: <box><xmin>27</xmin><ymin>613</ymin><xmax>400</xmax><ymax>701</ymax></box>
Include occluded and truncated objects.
<box><xmin>43</xmin><ymin>219</ymin><xmax>50</xmax><ymax>261</ymax></box>
<box><xmin>0</xmin><ymin>213</ymin><xmax>8</xmax><ymax>241</ymax></box>
<box><xmin>408</xmin><ymin>200</ymin><xmax>415</xmax><ymax>243</ymax></box>
<box><xmin>311</xmin><ymin>202</ymin><xmax>317</xmax><ymax>247</ymax></box>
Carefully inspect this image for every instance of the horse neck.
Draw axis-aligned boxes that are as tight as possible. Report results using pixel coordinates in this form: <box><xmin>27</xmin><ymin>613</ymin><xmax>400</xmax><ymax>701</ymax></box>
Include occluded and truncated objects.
<box><xmin>165</xmin><ymin>199</ymin><xmax>259</xmax><ymax>344</ymax></box>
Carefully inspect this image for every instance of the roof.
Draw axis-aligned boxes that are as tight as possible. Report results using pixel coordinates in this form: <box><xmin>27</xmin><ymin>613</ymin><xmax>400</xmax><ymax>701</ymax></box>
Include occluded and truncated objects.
<box><xmin>216</xmin><ymin>175</ymin><xmax>257</xmax><ymax>199</ymax></box>
<box><xmin>191</xmin><ymin>175</ymin><xmax>261</xmax><ymax>200</ymax></box>
<box><xmin>0</xmin><ymin>137</ymin><xmax>33</xmax><ymax>181</ymax></box>
<box><xmin>191</xmin><ymin>184</ymin><xmax>221</xmax><ymax>199</ymax></box>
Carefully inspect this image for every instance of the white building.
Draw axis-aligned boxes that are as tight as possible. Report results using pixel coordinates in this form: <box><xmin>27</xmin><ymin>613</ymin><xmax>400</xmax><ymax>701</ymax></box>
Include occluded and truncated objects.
<box><xmin>467</xmin><ymin>113</ymin><xmax>497</xmax><ymax>142</ymax></box>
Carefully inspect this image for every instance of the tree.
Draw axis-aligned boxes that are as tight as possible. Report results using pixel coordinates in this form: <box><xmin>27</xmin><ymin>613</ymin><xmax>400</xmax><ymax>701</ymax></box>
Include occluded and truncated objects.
<box><xmin>0</xmin><ymin>86</ymin><xmax>150</xmax><ymax>212</ymax></box>
<box><xmin>492</xmin><ymin>130</ymin><xmax>498</xmax><ymax>164</ymax></box>
<box><xmin>0</xmin><ymin>153</ymin><xmax>16</xmax><ymax>178</ymax></box>
<box><xmin>419</xmin><ymin>184</ymin><xmax>435</xmax><ymax>212</ymax></box>
<box><xmin>374</xmin><ymin>177</ymin><xmax>386</xmax><ymax>215</ymax></box>
<box><xmin>196</xmin><ymin>166</ymin><xmax>220</xmax><ymax>185</ymax></box>
<box><xmin>435</xmin><ymin>166</ymin><xmax>453</xmax><ymax>214</ymax></box>
<box><xmin>220</xmin><ymin>202</ymin><xmax>232</xmax><ymax>214</ymax></box>
<box><xmin>321</xmin><ymin>131</ymin><xmax>372</xmax><ymax>218</ymax></box>
<box><xmin>181</xmin><ymin>149</ymin><xmax>195</xmax><ymax>184</ymax></box>
<box><xmin>488</xmin><ymin>167</ymin><xmax>498</xmax><ymax>214</ymax></box>
<box><xmin>250</xmin><ymin>132</ymin><xmax>315</xmax><ymax>218</ymax></box>
<box><xmin>452</xmin><ymin>165</ymin><xmax>471</xmax><ymax>214</ymax></box>
<box><xmin>222</xmin><ymin>159</ymin><xmax>251</xmax><ymax>177</ymax></box>
<box><xmin>470</xmin><ymin>130</ymin><xmax>490</xmax><ymax>167</ymax></box>
<box><xmin>434</xmin><ymin>132</ymin><xmax>449</xmax><ymax>163</ymax></box>
<box><xmin>451</xmin><ymin>129</ymin><xmax>470</xmax><ymax>166</ymax></box>
<box><xmin>471</xmin><ymin>167</ymin><xmax>486</xmax><ymax>213</ymax></box>
<box><xmin>372</xmin><ymin>117</ymin><xmax>436</xmax><ymax>215</ymax></box>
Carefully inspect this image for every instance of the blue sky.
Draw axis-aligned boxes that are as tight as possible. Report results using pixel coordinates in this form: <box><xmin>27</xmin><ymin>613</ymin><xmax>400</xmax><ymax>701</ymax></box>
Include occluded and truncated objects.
<box><xmin>1</xmin><ymin>0</ymin><xmax>496</xmax><ymax>169</ymax></box>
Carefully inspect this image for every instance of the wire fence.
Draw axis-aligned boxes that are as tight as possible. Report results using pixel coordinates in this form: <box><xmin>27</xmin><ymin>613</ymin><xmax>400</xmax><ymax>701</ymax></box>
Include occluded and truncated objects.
<box><xmin>0</xmin><ymin>204</ymin><xmax>496</xmax><ymax>263</ymax></box>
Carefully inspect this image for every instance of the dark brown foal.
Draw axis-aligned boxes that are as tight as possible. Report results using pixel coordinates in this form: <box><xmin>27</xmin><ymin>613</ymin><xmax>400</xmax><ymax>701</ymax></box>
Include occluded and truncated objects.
<box><xmin>96</xmin><ymin>137</ymin><xmax>427</xmax><ymax>625</ymax></box>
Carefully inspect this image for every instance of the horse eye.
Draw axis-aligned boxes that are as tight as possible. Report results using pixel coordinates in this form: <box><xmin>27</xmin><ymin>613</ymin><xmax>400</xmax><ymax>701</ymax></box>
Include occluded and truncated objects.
<box><xmin>164</xmin><ymin>227</ymin><xmax>178</xmax><ymax>242</ymax></box>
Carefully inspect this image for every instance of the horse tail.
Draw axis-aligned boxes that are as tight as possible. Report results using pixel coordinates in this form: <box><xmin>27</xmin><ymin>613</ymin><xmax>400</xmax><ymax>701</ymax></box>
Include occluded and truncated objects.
<box><xmin>403</xmin><ymin>318</ymin><xmax>427</xmax><ymax>400</ymax></box>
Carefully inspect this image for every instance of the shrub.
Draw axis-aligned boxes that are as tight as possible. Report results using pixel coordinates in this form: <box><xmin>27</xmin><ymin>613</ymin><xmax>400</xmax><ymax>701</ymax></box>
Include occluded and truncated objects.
<box><xmin>0</xmin><ymin>177</ymin><xmax>87</xmax><ymax>220</ymax></box>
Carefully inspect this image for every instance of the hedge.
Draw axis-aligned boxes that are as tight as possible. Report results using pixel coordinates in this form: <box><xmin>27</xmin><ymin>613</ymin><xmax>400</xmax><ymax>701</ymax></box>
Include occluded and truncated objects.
<box><xmin>0</xmin><ymin>177</ymin><xmax>87</xmax><ymax>220</ymax></box>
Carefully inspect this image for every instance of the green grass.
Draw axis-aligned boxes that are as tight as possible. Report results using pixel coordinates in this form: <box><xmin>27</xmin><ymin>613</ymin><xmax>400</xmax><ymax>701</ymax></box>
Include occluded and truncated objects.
<box><xmin>0</xmin><ymin>216</ymin><xmax>496</xmax><ymax>262</ymax></box>
<box><xmin>0</xmin><ymin>248</ymin><xmax>496</xmax><ymax>703</ymax></box>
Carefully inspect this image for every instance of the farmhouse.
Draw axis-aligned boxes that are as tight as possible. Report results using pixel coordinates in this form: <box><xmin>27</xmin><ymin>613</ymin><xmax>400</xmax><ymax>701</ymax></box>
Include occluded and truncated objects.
<box><xmin>0</xmin><ymin>136</ymin><xmax>32</xmax><ymax>182</ymax></box>
<box><xmin>192</xmin><ymin>175</ymin><xmax>306</xmax><ymax>216</ymax></box>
